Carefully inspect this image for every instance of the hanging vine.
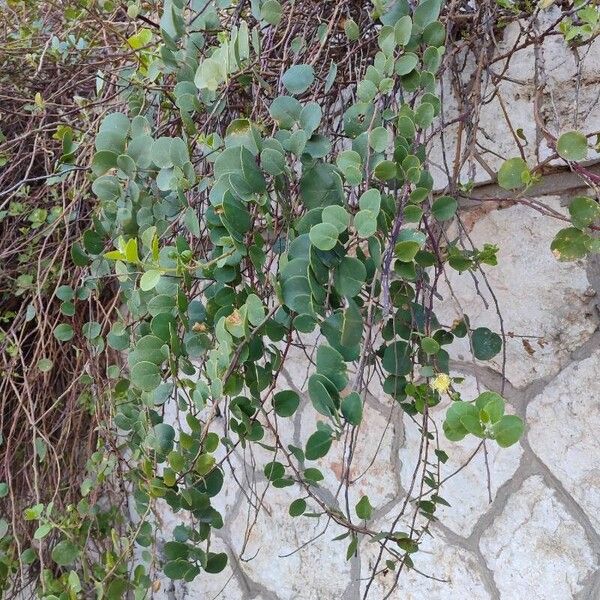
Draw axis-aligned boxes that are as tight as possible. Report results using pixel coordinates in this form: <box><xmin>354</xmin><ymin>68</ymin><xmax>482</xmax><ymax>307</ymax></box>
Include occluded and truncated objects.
<box><xmin>1</xmin><ymin>0</ymin><xmax>599</xmax><ymax>598</ymax></box>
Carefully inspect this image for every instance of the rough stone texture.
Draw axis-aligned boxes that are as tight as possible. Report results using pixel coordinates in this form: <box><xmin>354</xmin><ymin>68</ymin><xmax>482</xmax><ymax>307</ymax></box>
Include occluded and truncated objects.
<box><xmin>528</xmin><ymin>351</ymin><xmax>600</xmax><ymax>532</ymax></box>
<box><xmin>435</xmin><ymin>197</ymin><xmax>597</xmax><ymax>388</ymax></box>
<box><xmin>152</xmin><ymin>13</ymin><xmax>600</xmax><ymax>600</ymax></box>
<box><xmin>480</xmin><ymin>476</ymin><xmax>597</xmax><ymax>600</ymax></box>
<box><xmin>399</xmin><ymin>377</ymin><xmax>522</xmax><ymax>536</ymax></box>
<box><xmin>359</xmin><ymin>533</ymin><xmax>492</xmax><ymax>600</ymax></box>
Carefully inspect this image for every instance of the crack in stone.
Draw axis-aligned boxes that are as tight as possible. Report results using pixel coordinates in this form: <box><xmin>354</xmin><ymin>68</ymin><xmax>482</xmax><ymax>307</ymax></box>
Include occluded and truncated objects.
<box><xmin>522</xmin><ymin>440</ymin><xmax>600</xmax><ymax>549</ymax></box>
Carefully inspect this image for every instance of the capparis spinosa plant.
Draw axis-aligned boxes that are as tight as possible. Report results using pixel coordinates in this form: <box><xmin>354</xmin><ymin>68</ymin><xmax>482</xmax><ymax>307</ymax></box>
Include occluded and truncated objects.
<box><xmin>1</xmin><ymin>0</ymin><xmax>599</xmax><ymax>598</ymax></box>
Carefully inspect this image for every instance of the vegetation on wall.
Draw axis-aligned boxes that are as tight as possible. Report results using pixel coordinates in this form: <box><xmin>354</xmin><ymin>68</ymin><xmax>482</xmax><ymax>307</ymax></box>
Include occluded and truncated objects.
<box><xmin>0</xmin><ymin>0</ymin><xmax>598</xmax><ymax>598</ymax></box>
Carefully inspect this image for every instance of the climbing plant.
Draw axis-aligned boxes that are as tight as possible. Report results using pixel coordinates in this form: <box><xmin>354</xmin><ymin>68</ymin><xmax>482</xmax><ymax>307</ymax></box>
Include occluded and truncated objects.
<box><xmin>1</xmin><ymin>0</ymin><xmax>599</xmax><ymax>598</ymax></box>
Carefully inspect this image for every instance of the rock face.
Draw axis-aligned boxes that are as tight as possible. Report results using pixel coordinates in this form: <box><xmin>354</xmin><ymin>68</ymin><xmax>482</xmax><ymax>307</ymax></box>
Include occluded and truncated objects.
<box><xmin>480</xmin><ymin>476</ymin><xmax>597</xmax><ymax>600</ymax></box>
<box><xmin>528</xmin><ymin>351</ymin><xmax>600</xmax><ymax>532</ymax></box>
<box><xmin>399</xmin><ymin>377</ymin><xmax>522</xmax><ymax>536</ymax></box>
<box><xmin>152</xmin><ymin>14</ymin><xmax>600</xmax><ymax>600</ymax></box>
<box><xmin>435</xmin><ymin>197</ymin><xmax>597</xmax><ymax>388</ymax></box>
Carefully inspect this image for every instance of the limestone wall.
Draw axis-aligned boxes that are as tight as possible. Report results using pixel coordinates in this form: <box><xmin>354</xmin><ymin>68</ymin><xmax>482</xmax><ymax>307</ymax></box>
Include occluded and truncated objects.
<box><xmin>154</xmin><ymin>13</ymin><xmax>600</xmax><ymax>600</ymax></box>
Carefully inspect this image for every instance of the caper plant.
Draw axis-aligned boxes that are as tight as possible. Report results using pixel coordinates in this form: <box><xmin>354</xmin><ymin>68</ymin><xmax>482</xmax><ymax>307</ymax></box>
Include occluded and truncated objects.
<box><xmin>8</xmin><ymin>0</ymin><xmax>599</xmax><ymax>597</ymax></box>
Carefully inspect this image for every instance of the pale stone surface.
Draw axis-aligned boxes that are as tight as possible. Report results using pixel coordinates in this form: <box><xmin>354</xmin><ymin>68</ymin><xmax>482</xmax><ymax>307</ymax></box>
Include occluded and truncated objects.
<box><xmin>435</xmin><ymin>197</ymin><xmax>597</xmax><ymax>388</ymax></box>
<box><xmin>222</xmin><ymin>484</ymin><xmax>352</xmax><ymax>600</ymax></box>
<box><xmin>540</xmin><ymin>8</ymin><xmax>600</xmax><ymax>141</ymax></box>
<box><xmin>528</xmin><ymin>350</ymin><xmax>600</xmax><ymax>532</ymax></box>
<box><xmin>430</xmin><ymin>9</ymin><xmax>600</xmax><ymax>188</ymax></box>
<box><xmin>399</xmin><ymin>377</ymin><xmax>522</xmax><ymax>536</ymax></box>
<box><xmin>297</xmin><ymin>396</ymin><xmax>403</xmax><ymax>510</ymax></box>
<box><xmin>480</xmin><ymin>476</ymin><xmax>597</xmax><ymax>600</ymax></box>
<box><xmin>173</xmin><ymin>560</ymin><xmax>247</xmax><ymax>600</ymax></box>
<box><xmin>360</xmin><ymin>534</ymin><xmax>492</xmax><ymax>600</ymax></box>
<box><xmin>428</xmin><ymin>21</ymin><xmax>536</xmax><ymax>188</ymax></box>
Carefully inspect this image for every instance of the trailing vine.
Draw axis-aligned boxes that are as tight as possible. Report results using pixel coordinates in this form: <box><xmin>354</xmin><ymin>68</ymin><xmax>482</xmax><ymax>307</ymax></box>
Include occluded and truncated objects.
<box><xmin>1</xmin><ymin>0</ymin><xmax>599</xmax><ymax>598</ymax></box>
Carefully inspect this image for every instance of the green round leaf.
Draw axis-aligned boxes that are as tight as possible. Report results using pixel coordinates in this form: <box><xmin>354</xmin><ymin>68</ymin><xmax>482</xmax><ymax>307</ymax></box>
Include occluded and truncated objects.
<box><xmin>395</xmin><ymin>53</ymin><xmax>419</xmax><ymax>76</ymax></box>
<box><xmin>492</xmin><ymin>415</ymin><xmax>524</xmax><ymax>448</ymax></box>
<box><xmin>355</xmin><ymin>495</ymin><xmax>373</xmax><ymax>520</ymax></box>
<box><xmin>289</xmin><ymin>498</ymin><xmax>307</xmax><ymax>516</ymax></box>
<box><xmin>205</xmin><ymin>552</ymin><xmax>228</xmax><ymax>574</ymax></box>
<box><xmin>556</xmin><ymin>131</ymin><xmax>588</xmax><ymax>162</ymax></box>
<box><xmin>378</xmin><ymin>25</ymin><xmax>396</xmax><ymax>55</ymax></box>
<box><xmin>164</xmin><ymin>559</ymin><xmax>199</xmax><ymax>580</ymax></box>
<box><xmin>264</xmin><ymin>461</ymin><xmax>285</xmax><ymax>481</ymax></box>
<box><xmin>550</xmin><ymin>227</ymin><xmax>591</xmax><ymax>261</ymax></box>
<box><xmin>260</xmin><ymin>0</ymin><xmax>282</xmax><ymax>25</ymax></box>
<box><xmin>130</xmin><ymin>335</ymin><xmax>168</xmax><ymax>365</ymax></box>
<box><xmin>91</xmin><ymin>176</ymin><xmax>121</xmax><ymax>202</ymax></box>
<box><xmin>269</xmin><ymin>96</ymin><xmax>302</xmax><ymax>129</ymax></box>
<box><xmin>299</xmin><ymin>102</ymin><xmax>322</xmax><ymax>136</ymax></box>
<box><xmin>357</xmin><ymin>79</ymin><xmax>378</xmax><ymax>103</ymax></box>
<box><xmin>305</xmin><ymin>430</ymin><xmax>333</xmax><ymax>460</ymax></box>
<box><xmin>398</xmin><ymin>116</ymin><xmax>416</xmax><ymax>142</ymax></box>
<box><xmin>394</xmin><ymin>229</ymin><xmax>424</xmax><ymax>262</ymax></box>
<box><xmin>151</xmin><ymin>137</ymin><xmax>174</xmax><ymax>169</ymax></box>
<box><xmin>497</xmin><ymin>157</ymin><xmax>529</xmax><ymax>190</ymax></box>
<box><xmin>82</xmin><ymin>321</ymin><xmax>101</xmax><ymax>340</ymax></box>
<box><xmin>53</xmin><ymin>323</ymin><xmax>74</xmax><ymax>342</ymax></box>
<box><xmin>309</xmin><ymin>222</ymin><xmax>339</xmax><ymax>251</ymax></box>
<box><xmin>307</xmin><ymin>374</ymin><xmax>336</xmax><ymax>417</ymax></box>
<box><xmin>51</xmin><ymin>540</ymin><xmax>79</xmax><ymax>566</ymax></box>
<box><xmin>403</xmin><ymin>204</ymin><xmax>423</xmax><ymax>223</ymax></box>
<box><xmin>354</xmin><ymin>210</ymin><xmax>378</xmax><ymax>238</ymax></box>
<box><xmin>261</xmin><ymin>147</ymin><xmax>286</xmax><ymax>175</ymax></box>
<box><xmin>140</xmin><ymin>269</ymin><xmax>162</xmax><ymax>292</ymax></box>
<box><xmin>36</xmin><ymin>358</ymin><xmax>53</xmax><ymax>372</ymax></box>
<box><xmin>334</xmin><ymin>257</ymin><xmax>366</xmax><ymax>298</ymax></box>
<box><xmin>273</xmin><ymin>390</ymin><xmax>301</xmax><ymax>417</ymax></box>
<box><xmin>394</xmin><ymin>15</ymin><xmax>413</xmax><ymax>46</ymax></box>
<box><xmin>83</xmin><ymin>229</ymin><xmax>104</xmax><ymax>255</ymax></box>
<box><xmin>373</xmin><ymin>160</ymin><xmax>397</xmax><ymax>181</ymax></box>
<box><xmin>568</xmin><ymin>196</ymin><xmax>600</xmax><ymax>229</ymax></box>
<box><xmin>282</xmin><ymin>64</ymin><xmax>315</xmax><ymax>95</ymax></box>
<box><xmin>423</xmin><ymin>21</ymin><xmax>446</xmax><ymax>46</ymax></box>
<box><xmin>423</xmin><ymin>47</ymin><xmax>442</xmax><ymax>73</ymax></box>
<box><xmin>475</xmin><ymin>391</ymin><xmax>505</xmax><ymax>424</ymax></box>
<box><xmin>130</xmin><ymin>361</ymin><xmax>161</xmax><ymax>391</ymax></box>
<box><xmin>341</xmin><ymin>392</ymin><xmax>363</xmax><ymax>426</ymax></box>
<box><xmin>316</xmin><ymin>344</ymin><xmax>347</xmax><ymax>391</ymax></box>
<box><xmin>382</xmin><ymin>341</ymin><xmax>411</xmax><ymax>375</ymax></box>
<box><xmin>369</xmin><ymin>127</ymin><xmax>389</xmax><ymax>153</ymax></box>
<box><xmin>344</xmin><ymin>19</ymin><xmax>360</xmax><ymax>41</ymax></box>
<box><xmin>293</xmin><ymin>313</ymin><xmax>317</xmax><ymax>333</ymax></box>
<box><xmin>414</xmin><ymin>102</ymin><xmax>434</xmax><ymax>128</ymax></box>
<box><xmin>303</xmin><ymin>468</ymin><xmax>323</xmax><ymax>482</ymax></box>
<box><xmin>91</xmin><ymin>150</ymin><xmax>118</xmax><ymax>176</ymax></box>
<box><xmin>443</xmin><ymin>401</ymin><xmax>476</xmax><ymax>441</ymax></box>
<box><xmin>359</xmin><ymin>189</ymin><xmax>381</xmax><ymax>214</ymax></box>
<box><xmin>148</xmin><ymin>423</ymin><xmax>175</xmax><ymax>455</ymax></box>
<box><xmin>431</xmin><ymin>195</ymin><xmax>457</xmax><ymax>221</ymax></box>
<box><xmin>322</xmin><ymin>205</ymin><xmax>350</xmax><ymax>233</ymax></box>
<box><xmin>421</xmin><ymin>336</ymin><xmax>440</xmax><ymax>355</ymax></box>
<box><xmin>100</xmin><ymin>112</ymin><xmax>130</xmax><ymax>136</ymax></box>
<box><xmin>471</xmin><ymin>327</ymin><xmax>502</xmax><ymax>361</ymax></box>
<box><xmin>55</xmin><ymin>285</ymin><xmax>74</xmax><ymax>301</ymax></box>
<box><xmin>414</xmin><ymin>0</ymin><xmax>442</xmax><ymax>31</ymax></box>
<box><xmin>246</xmin><ymin>293</ymin><xmax>265</xmax><ymax>326</ymax></box>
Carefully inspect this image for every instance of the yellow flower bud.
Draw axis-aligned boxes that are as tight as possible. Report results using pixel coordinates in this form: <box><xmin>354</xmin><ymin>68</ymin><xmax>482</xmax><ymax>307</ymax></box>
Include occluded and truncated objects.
<box><xmin>430</xmin><ymin>373</ymin><xmax>451</xmax><ymax>393</ymax></box>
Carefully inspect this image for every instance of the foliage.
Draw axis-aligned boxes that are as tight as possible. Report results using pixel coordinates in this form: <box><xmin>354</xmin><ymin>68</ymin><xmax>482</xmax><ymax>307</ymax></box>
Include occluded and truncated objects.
<box><xmin>0</xmin><ymin>0</ymin><xmax>598</xmax><ymax>598</ymax></box>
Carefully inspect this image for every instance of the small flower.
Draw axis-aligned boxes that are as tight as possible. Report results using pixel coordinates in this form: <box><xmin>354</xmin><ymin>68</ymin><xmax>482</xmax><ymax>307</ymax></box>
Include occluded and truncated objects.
<box><xmin>430</xmin><ymin>373</ymin><xmax>451</xmax><ymax>394</ymax></box>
